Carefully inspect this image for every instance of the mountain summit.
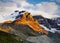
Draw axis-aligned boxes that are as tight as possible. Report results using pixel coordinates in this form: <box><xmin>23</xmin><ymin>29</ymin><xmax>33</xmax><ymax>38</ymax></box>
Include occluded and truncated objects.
<box><xmin>0</xmin><ymin>11</ymin><xmax>48</xmax><ymax>40</ymax></box>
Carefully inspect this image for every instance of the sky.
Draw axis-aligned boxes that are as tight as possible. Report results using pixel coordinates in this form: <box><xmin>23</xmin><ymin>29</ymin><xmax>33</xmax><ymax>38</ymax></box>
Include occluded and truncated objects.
<box><xmin>0</xmin><ymin>0</ymin><xmax>60</xmax><ymax>22</ymax></box>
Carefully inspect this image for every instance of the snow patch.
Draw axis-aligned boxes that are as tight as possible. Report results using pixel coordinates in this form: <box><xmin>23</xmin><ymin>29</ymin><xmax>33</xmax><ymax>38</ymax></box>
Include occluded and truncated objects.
<box><xmin>40</xmin><ymin>25</ymin><xmax>60</xmax><ymax>33</ymax></box>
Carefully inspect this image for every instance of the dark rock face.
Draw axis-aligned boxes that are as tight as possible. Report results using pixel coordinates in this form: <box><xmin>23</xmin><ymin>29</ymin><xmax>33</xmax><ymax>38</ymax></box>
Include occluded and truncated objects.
<box><xmin>53</xmin><ymin>17</ymin><xmax>60</xmax><ymax>30</ymax></box>
<box><xmin>33</xmin><ymin>15</ymin><xmax>51</xmax><ymax>30</ymax></box>
<box><xmin>33</xmin><ymin>15</ymin><xmax>60</xmax><ymax>30</ymax></box>
<box><xmin>55</xmin><ymin>17</ymin><xmax>60</xmax><ymax>24</ymax></box>
<box><xmin>15</xmin><ymin>11</ymin><xmax>25</xmax><ymax>19</ymax></box>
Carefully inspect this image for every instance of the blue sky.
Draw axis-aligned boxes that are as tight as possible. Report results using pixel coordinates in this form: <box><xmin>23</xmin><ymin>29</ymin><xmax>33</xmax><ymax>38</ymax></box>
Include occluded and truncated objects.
<box><xmin>26</xmin><ymin>0</ymin><xmax>60</xmax><ymax>5</ymax></box>
<box><xmin>0</xmin><ymin>0</ymin><xmax>60</xmax><ymax>5</ymax></box>
<box><xmin>0</xmin><ymin>0</ymin><xmax>60</xmax><ymax>22</ymax></box>
<box><xmin>27</xmin><ymin>0</ymin><xmax>53</xmax><ymax>4</ymax></box>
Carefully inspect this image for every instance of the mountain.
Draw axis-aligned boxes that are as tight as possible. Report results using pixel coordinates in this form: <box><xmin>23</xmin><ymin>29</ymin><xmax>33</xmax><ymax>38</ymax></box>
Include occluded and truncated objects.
<box><xmin>9</xmin><ymin>10</ymin><xmax>60</xmax><ymax>33</ymax></box>
<box><xmin>0</xmin><ymin>10</ymin><xmax>60</xmax><ymax>43</ymax></box>
<box><xmin>0</xmin><ymin>11</ymin><xmax>49</xmax><ymax>43</ymax></box>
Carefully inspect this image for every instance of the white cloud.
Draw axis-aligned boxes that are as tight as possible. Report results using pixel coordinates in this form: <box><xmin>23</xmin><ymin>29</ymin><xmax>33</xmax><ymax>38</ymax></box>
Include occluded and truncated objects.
<box><xmin>0</xmin><ymin>0</ymin><xmax>60</xmax><ymax>22</ymax></box>
<box><xmin>36</xmin><ymin>2</ymin><xmax>58</xmax><ymax>14</ymax></box>
<box><xmin>19</xmin><ymin>2</ymin><xmax>59</xmax><ymax>18</ymax></box>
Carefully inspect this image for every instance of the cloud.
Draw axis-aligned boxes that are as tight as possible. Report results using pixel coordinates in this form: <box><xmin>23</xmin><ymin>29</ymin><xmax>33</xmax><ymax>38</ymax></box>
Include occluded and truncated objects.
<box><xmin>0</xmin><ymin>15</ymin><xmax>5</xmax><ymax>22</ymax></box>
<box><xmin>54</xmin><ymin>6</ymin><xmax>60</xmax><ymax>16</ymax></box>
<box><xmin>36</xmin><ymin>2</ymin><xmax>58</xmax><ymax>14</ymax></box>
<box><xmin>20</xmin><ymin>2</ymin><xmax>59</xmax><ymax>18</ymax></box>
<box><xmin>0</xmin><ymin>0</ymin><xmax>60</xmax><ymax>22</ymax></box>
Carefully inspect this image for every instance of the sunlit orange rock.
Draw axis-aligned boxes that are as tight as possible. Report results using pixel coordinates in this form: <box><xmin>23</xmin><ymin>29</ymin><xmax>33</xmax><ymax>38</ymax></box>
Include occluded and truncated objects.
<box><xmin>3</xmin><ymin>20</ymin><xmax>12</xmax><ymax>23</ymax></box>
<box><xmin>0</xmin><ymin>28</ymin><xmax>9</xmax><ymax>33</ymax></box>
<box><xmin>0</xmin><ymin>11</ymin><xmax>48</xmax><ymax>35</ymax></box>
<box><xmin>15</xmin><ymin>12</ymin><xmax>48</xmax><ymax>34</ymax></box>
